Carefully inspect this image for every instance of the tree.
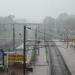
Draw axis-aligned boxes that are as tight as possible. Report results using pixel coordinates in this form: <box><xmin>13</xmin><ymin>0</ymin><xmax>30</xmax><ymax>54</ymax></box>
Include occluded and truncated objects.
<box><xmin>43</xmin><ymin>16</ymin><xmax>56</xmax><ymax>33</ymax></box>
<box><xmin>57</xmin><ymin>13</ymin><xmax>75</xmax><ymax>37</ymax></box>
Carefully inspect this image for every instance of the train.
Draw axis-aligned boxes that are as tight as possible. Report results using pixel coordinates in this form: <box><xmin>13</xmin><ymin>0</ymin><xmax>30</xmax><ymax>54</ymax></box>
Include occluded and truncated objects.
<box><xmin>65</xmin><ymin>36</ymin><xmax>75</xmax><ymax>48</ymax></box>
<box><xmin>0</xmin><ymin>47</ymin><xmax>33</xmax><ymax>72</ymax></box>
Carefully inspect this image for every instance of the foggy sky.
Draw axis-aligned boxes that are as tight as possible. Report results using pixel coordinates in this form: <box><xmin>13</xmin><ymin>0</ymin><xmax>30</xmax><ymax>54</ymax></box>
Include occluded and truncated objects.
<box><xmin>0</xmin><ymin>0</ymin><xmax>75</xmax><ymax>22</ymax></box>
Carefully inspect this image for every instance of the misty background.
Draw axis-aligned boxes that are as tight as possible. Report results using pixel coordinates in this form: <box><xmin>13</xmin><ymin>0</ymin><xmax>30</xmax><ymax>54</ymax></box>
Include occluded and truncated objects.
<box><xmin>0</xmin><ymin>0</ymin><xmax>75</xmax><ymax>50</ymax></box>
<box><xmin>0</xmin><ymin>0</ymin><xmax>75</xmax><ymax>22</ymax></box>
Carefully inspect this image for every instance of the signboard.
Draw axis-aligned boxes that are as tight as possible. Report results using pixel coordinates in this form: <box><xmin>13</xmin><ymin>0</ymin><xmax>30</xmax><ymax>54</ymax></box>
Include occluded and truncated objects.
<box><xmin>8</xmin><ymin>54</ymin><xmax>26</xmax><ymax>62</ymax></box>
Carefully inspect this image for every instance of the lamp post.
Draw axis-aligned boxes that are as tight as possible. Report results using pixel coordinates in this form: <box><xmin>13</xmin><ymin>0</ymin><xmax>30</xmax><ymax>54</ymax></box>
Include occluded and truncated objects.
<box><xmin>23</xmin><ymin>26</ymin><xmax>26</xmax><ymax>75</ymax></box>
<box><xmin>23</xmin><ymin>26</ymin><xmax>33</xmax><ymax>75</ymax></box>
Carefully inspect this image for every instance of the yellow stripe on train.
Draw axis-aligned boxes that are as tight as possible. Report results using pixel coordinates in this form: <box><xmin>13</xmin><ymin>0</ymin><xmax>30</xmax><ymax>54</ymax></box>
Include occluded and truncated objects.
<box><xmin>68</xmin><ymin>36</ymin><xmax>75</xmax><ymax>42</ymax></box>
<box><xmin>7</xmin><ymin>54</ymin><xmax>26</xmax><ymax>62</ymax></box>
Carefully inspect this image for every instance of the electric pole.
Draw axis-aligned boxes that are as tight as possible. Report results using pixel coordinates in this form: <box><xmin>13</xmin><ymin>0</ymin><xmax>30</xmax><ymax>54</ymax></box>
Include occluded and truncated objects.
<box><xmin>44</xmin><ymin>24</ymin><xmax>45</xmax><ymax>42</ymax></box>
<box><xmin>66</xmin><ymin>29</ymin><xmax>68</xmax><ymax>48</ymax></box>
<box><xmin>37</xmin><ymin>24</ymin><xmax>40</xmax><ymax>55</ymax></box>
<box><xmin>13</xmin><ymin>24</ymin><xmax>15</xmax><ymax>50</ymax></box>
<box><xmin>34</xmin><ymin>26</ymin><xmax>37</xmax><ymax>55</ymax></box>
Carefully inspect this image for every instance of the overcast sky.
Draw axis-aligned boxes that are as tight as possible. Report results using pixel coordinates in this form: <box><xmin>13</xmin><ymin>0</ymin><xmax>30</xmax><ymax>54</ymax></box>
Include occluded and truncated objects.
<box><xmin>0</xmin><ymin>0</ymin><xmax>75</xmax><ymax>22</ymax></box>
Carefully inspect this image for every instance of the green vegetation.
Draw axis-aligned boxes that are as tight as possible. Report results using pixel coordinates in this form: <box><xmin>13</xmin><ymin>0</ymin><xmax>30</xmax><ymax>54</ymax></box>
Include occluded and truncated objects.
<box><xmin>45</xmin><ymin>47</ymin><xmax>48</xmax><ymax>63</ymax></box>
<box><xmin>30</xmin><ymin>49</ymin><xmax>37</xmax><ymax>63</ymax></box>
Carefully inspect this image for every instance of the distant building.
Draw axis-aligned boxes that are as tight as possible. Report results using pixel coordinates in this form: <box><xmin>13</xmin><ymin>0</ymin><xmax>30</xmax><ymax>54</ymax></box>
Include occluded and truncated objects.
<box><xmin>15</xmin><ymin>19</ymin><xmax>27</xmax><ymax>23</ymax></box>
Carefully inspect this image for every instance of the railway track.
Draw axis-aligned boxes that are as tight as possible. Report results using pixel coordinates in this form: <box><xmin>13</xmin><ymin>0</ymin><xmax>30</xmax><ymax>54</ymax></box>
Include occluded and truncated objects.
<box><xmin>45</xmin><ymin>40</ymin><xmax>71</xmax><ymax>75</ymax></box>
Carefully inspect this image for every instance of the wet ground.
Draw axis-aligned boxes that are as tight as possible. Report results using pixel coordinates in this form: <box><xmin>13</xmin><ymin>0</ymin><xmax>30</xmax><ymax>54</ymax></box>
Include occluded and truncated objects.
<box><xmin>0</xmin><ymin>66</ymin><xmax>24</xmax><ymax>75</ymax></box>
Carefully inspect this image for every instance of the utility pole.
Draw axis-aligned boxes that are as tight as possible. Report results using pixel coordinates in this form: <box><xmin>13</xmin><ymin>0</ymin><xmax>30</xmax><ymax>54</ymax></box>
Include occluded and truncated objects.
<box><xmin>34</xmin><ymin>26</ymin><xmax>37</xmax><ymax>55</ymax></box>
<box><xmin>66</xmin><ymin>29</ymin><xmax>68</xmax><ymax>48</ymax></box>
<box><xmin>23</xmin><ymin>26</ymin><xmax>26</xmax><ymax>75</ymax></box>
<box><xmin>37</xmin><ymin>24</ymin><xmax>40</xmax><ymax>55</ymax></box>
<box><xmin>13</xmin><ymin>24</ymin><xmax>15</xmax><ymax>50</ymax></box>
<box><xmin>44</xmin><ymin>24</ymin><xmax>45</xmax><ymax>42</ymax></box>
